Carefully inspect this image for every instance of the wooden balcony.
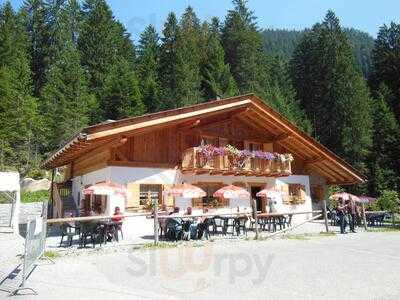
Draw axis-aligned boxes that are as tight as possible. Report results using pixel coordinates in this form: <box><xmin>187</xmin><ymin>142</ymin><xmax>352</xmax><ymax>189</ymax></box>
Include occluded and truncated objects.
<box><xmin>181</xmin><ymin>147</ymin><xmax>292</xmax><ymax>176</ymax></box>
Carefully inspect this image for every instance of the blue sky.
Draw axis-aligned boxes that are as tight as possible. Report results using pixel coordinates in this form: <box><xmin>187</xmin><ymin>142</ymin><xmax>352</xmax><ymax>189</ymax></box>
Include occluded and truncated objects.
<box><xmin>7</xmin><ymin>0</ymin><xmax>400</xmax><ymax>42</ymax></box>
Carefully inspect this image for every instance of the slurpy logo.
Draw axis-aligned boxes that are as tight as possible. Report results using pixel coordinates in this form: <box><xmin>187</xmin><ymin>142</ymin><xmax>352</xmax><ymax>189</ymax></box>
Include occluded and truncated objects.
<box><xmin>125</xmin><ymin>244</ymin><xmax>274</xmax><ymax>295</ymax></box>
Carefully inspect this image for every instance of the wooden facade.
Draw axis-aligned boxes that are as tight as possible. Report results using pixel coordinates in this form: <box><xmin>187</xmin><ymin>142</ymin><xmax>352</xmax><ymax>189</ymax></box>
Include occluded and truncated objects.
<box><xmin>69</xmin><ymin>117</ymin><xmax>299</xmax><ymax>179</ymax></box>
<box><xmin>43</xmin><ymin>94</ymin><xmax>364</xmax><ymax>186</ymax></box>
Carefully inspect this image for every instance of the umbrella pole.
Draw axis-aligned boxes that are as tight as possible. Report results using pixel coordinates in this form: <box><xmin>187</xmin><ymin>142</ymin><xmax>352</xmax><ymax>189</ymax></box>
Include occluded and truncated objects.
<box><xmin>151</xmin><ymin>191</ymin><xmax>159</xmax><ymax>245</ymax></box>
<box><xmin>322</xmin><ymin>199</ymin><xmax>329</xmax><ymax>233</ymax></box>
<box><xmin>252</xmin><ymin>199</ymin><xmax>259</xmax><ymax>240</ymax></box>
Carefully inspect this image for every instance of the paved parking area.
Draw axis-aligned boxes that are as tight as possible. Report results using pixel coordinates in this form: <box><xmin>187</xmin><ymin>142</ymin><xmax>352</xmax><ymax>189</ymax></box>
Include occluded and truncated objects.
<box><xmin>4</xmin><ymin>231</ymin><xmax>400</xmax><ymax>300</ymax></box>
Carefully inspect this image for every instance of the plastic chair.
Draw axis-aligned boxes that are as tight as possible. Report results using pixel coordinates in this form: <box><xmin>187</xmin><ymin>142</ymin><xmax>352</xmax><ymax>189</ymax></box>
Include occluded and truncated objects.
<box><xmin>79</xmin><ymin>222</ymin><xmax>103</xmax><ymax>248</ymax></box>
<box><xmin>235</xmin><ymin>217</ymin><xmax>248</xmax><ymax>236</ymax></box>
<box><xmin>224</xmin><ymin>217</ymin><xmax>236</xmax><ymax>235</ymax></box>
<box><xmin>213</xmin><ymin>217</ymin><xmax>225</xmax><ymax>235</ymax></box>
<box><xmin>59</xmin><ymin>223</ymin><xmax>79</xmax><ymax>247</ymax></box>
<box><xmin>166</xmin><ymin>218</ymin><xmax>183</xmax><ymax>241</ymax></box>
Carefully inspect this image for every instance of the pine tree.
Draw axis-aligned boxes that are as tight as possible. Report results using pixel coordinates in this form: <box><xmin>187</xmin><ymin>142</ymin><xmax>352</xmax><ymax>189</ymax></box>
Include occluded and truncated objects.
<box><xmin>221</xmin><ymin>0</ymin><xmax>266</xmax><ymax>95</ymax></box>
<box><xmin>175</xmin><ymin>6</ymin><xmax>203</xmax><ymax>106</ymax></box>
<box><xmin>221</xmin><ymin>1</ymin><xmax>310</xmax><ymax>132</ymax></box>
<box><xmin>368</xmin><ymin>85</ymin><xmax>400</xmax><ymax>195</ymax></box>
<box><xmin>41</xmin><ymin>0</ymin><xmax>94</xmax><ymax>149</ymax></box>
<box><xmin>22</xmin><ymin>0</ymin><xmax>50</xmax><ymax>97</ymax></box>
<box><xmin>137</xmin><ymin>25</ymin><xmax>162</xmax><ymax>113</ymax></box>
<box><xmin>264</xmin><ymin>55</ymin><xmax>312</xmax><ymax>133</ymax></box>
<box><xmin>102</xmin><ymin>59</ymin><xmax>145</xmax><ymax>119</ymax></box>
<box><xmin>291</xmin><ymin>11</ymin><xmax>372</xmax><ymax>168</ymax></box>
<box><xmin>78</xmin><ymin>0</ymin><xmax>137</xmax><ymax>122</ymax></box>
<box><xmin>201</xmin><ymin>18</ymin><xmax>238</xmax><ymax>100</ymax></box>
<box><xmin>371</xmin><ymin>22</ymin><xmax>400</xmax><ymax>121</ymax></box>
<box><xmin>0</xmin><ymin>2</ymin><xmax>39</xmax><ymax>175</ymax></box>
<box><xmin>159</xmin><ymin>12</ymin><xmax>179</xmax><ymax>109</ymax></box>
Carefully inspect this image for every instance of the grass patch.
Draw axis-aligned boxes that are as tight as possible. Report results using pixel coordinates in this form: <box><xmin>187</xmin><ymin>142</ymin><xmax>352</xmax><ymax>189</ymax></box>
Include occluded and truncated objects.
<box><xmin>21</xmin><ymin>190</ymin><xmax>49</xmax><ymax>203</ymax></box>
<box><xmin>281</xmin><ymin>232</ymin><xmax>336</xmax><ymax>240</ymax></box>
<box><xmin>367</xmin><ymin>227</ymin><xmax>400</xmax><ymax>233</ymax></box>
<box><xmin>44</xmin><ymin>250</ymin><xmax>61</xmax><ymax>259</ymax></box>
<box><xmin>281</xmin><ymin>234</ymin><xmax>310</xmax><ymax>240</ymax></box>
<box><xmin>319</xmin><ymin>231</ymin><xmax>336</xmax><ymax>237</ymax></box>
<box><xmin>133</xmin><ymin>242</ymin><xmax>179</xmax><ymax>250</ymax></box>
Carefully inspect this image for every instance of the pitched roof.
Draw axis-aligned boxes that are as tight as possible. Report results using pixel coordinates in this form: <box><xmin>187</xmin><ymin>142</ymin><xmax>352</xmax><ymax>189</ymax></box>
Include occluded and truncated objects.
<box><xmin>42</xmin><ymin>93</ymin><xmax>364</xmax><ymax>185</ymax></box>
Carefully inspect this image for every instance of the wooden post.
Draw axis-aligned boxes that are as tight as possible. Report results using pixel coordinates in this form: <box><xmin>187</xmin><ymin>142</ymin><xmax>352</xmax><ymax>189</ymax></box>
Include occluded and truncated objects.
<box><xmin>361</xmin><ymin>202</ymin><xmax>367</xmax><ymax>230</ymax></box>
<box><xmin>392</xmin><ymin>211</ymin><xmax>395</xmax><ymax>228</ymax></box>
<box><xmin>322</xmin><ymin>199</ymin><xmax>329</xmax><ymax>233</ymax></box>
<box><xmin>252</xmin><ymin>198</ymin><xmax>259</xmax><ymax>240</ymax></box>
<box><xmin>151</xmin><ymin>191</ymin><xmax>159</xmax><ymax>245</ymax></box>
<box><xmin>50</xmin><ymin>169</ymin><xmax>55</xmax><ymax>218</ymax></box>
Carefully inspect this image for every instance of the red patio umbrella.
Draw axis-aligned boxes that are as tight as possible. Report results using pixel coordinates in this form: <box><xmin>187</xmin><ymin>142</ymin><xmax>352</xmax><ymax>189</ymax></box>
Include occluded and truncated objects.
<box><xmin>163</xmin><ymin>183</ymin><xmax>206</xmax><ymax>198</ymax></box>
<box><xmin>82</xmin><ymin>181</ymin><xmax>127</xmax><ymax>197</ymax></box>
<box><xmin>213</xmin><ymin>185</ymin><xmax>250</xmax><ymax>199</ymax></box>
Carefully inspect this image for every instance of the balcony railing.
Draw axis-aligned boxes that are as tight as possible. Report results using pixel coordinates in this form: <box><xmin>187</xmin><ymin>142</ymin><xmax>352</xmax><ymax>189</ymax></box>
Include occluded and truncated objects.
<box><xmin>181</xmin><ymin>147</ymin><xmax>292</xmax><ymax>176</ymax></box>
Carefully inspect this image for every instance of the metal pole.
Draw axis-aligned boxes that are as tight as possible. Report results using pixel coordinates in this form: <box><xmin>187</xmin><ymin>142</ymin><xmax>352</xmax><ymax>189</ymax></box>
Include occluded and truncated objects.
<box><xmin>252</xmin><ymin>198</ymin><xmax>259</xmax><ymax>240</ymax></box>
<box><xmin>50</xmin><ymin>169</ymin><xmax>55</xmax><ymax>218</ymax></box>
<box><xmin>322</xmin><ymin>199</ymin><xmax>329</xmax><ymax>232</ymax></box>
<box><xmin>9</xmin><ymin>192</ymin><xmax>15</xmax><ymax>227</ymax></box>
<box><xmin>151</xmin><ymin>191</ymin><xmax>159</xmax><ymax>245</ymax></box>
<box><xmin>361</xmin><ymin>202</ymin><xmax>367</xmax><ymax>230</ymax></box>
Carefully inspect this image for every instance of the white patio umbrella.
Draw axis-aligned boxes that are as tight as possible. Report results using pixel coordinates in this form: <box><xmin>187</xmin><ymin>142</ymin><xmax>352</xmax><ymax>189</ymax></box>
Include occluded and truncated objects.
<box><xmin>163</xmin><ymin>183</ymin><xmax>206</xmax><ymax>198</ymax></box>
<box><xmin>256</xmin><ymin>188</ymin><xmax>284</xmax><ymax>199</ymax></box>
<box><xmin>213</xmin><ymin>185</ymin><xmax>250</xmax><ymax>199</ymax></box>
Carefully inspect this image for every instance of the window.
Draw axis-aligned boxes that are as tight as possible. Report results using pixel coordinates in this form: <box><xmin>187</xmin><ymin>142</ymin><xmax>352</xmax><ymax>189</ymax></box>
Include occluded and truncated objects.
<box><xmin>93</xmin><ymin>194</ymin><xmax>106</xmax><ymax>213</ymax></box>
<box><xmin>192</xmin><ymin>183</ymin><xmax>227</xmax><ymax>208</ymax></box>
<box><xmin>283</xmin><ymin>184</ymin><xmax>306</xmax><ymax>205</ymax></box>
<box><xmin>248</xmin><ymin>142</ymin><xmax>262</xmax><ymax>151</ymax></box>
<box><xmin>139</xmin><ymin>184</ymin><xmax>162</xmax><ymax>206</ymax></box>
<box><xmin>201</xmin><ymin>135</ymin><xmax>218</xmax><ymax>146</ymax></box>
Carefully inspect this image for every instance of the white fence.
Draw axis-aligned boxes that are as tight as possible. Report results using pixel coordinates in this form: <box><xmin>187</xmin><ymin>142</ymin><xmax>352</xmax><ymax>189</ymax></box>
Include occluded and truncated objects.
<box><xmin>11</xmin><ymin>201</ymin><xmax>48</xmax><ymax>296</ymax></box>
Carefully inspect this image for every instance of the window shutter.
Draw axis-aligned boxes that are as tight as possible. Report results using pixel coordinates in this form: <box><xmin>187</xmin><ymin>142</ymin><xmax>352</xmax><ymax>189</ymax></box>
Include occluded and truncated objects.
<box><xmin>127</xmin><ymin>183</ymin><xmax>140</xmax><ymax>208</ymax></box>
<box><xmin>263</xmin><ymin>143</ymin><xmax>273</xmax><ymax>152</ymax></box>
<box><xmin>163</xmin><ymin>184</ymin><xmax>175</xmax><ymax>207</ymax></box>
<box><xmin>281</xmin><ymin>183</ymin><xmax>291</xmax><ymax>204</ymax></box>
<box><xmin>300</xmin><ymin>185</ymin><xmax>306</xmax><ymax>203</ymax></box>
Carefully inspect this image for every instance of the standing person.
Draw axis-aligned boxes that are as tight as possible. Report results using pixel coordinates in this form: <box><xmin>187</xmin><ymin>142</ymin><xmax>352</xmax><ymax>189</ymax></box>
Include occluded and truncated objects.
<box><xmin>269</xmin><ymin>198</ymin><xmax>278</xmax><ymax>213</ymax></box>
<box><xmin>348</xmin><ymin>198</ymin><xmax>357</xmax><ymax>233</ymax></box>
<box><xmin>337</xmin><ymin>197</ymin><xmax>347</xmax><ymax>234</ymax></box>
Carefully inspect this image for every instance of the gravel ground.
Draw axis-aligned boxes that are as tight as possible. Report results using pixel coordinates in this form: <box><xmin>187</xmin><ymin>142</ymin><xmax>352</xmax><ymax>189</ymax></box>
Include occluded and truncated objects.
<box><xmin>3</xmin><ymin>230</ymin><xmax>400</xmax><ymax>300</ymax></box>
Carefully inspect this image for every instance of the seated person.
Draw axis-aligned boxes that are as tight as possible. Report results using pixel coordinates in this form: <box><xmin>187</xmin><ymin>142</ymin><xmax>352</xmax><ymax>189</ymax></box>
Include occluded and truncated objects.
<box><xmin>186</xmin><ymin>206</ymin><xmax>193</xmax><ymax>216</ymax></box>
<box><xmin>158</xmin><ymin>204</ymin><xmax>169</xmax><ymax>237</ymax></box>
<box><xmin>197</xmin><ymin>208</ymin><xmax>211</xmax><ymax>239</ymax></box>
<box><xmin>111</xmin><ymin>206</ymin><xmax>124</xmax><ymax>222</ymax></box>
<box><xmin>184</xmin><ymin>207</ymin><xmax>199</xmax><ymax>239</ymax></box>
<box><xmin>170</xmin><ymin>206</ymin><xmax>180</xmax><ymax>216</ymax></box>
<box><xmin>108</xmin><ymin>206</ymin><xmax>124</xmax><ymax>242</ymax></box>
<box><xmin>160</xmin><ymin>204</ymin><xmax>168</xmax><ymax>213</ymax></box>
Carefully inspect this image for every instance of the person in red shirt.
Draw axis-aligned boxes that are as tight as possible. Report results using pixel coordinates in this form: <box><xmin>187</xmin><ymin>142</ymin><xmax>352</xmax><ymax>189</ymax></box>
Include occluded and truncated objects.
<box><xmin>112</xmin><ymin>206</ymin><xmax>124</xmax><ymax>222</ymax></box>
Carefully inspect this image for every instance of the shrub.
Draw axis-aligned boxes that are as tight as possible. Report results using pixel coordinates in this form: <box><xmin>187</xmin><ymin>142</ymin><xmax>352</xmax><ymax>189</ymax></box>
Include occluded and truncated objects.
<box><xmin>376</xmin><ymin>190</ymin><xmax>400</xmax><ymax>212</ymax></box>
<box><xmin>21</xmin><ymin>190</ymin><xmax>50</xmax><ymax>203</ymax></box>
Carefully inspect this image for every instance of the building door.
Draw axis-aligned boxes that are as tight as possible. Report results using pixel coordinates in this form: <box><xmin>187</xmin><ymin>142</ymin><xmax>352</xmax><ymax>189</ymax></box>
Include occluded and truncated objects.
<box><xmin>251</xmin><ymin>186</ymin><xmax>262</xmax><ymax>212</ymax></box>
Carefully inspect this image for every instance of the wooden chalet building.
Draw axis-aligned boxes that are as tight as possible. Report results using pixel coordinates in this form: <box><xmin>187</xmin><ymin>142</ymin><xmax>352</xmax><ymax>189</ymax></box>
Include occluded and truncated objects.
<box><xmin>43</xmin><ymin>94</ymin><xmax>364</xmax><ymax>222</ymax></box>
